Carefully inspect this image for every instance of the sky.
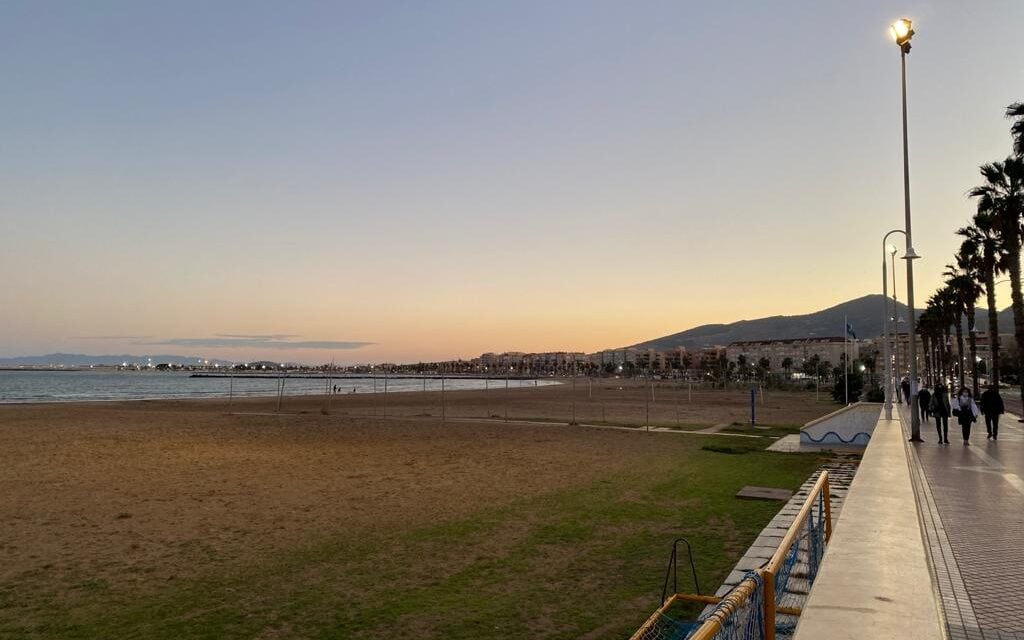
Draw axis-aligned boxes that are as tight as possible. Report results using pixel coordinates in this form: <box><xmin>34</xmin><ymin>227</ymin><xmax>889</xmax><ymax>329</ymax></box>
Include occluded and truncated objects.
<box><xmin>2</xmin><ymin>1</ymin><xmax>1023</xmax><ymax>364</ymax></box>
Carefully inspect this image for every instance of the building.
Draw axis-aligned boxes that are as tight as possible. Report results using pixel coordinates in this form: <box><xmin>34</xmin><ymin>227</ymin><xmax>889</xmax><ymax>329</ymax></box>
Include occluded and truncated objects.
<box><xmin>725</xmin><ymin>337</ymin><xmax>858</xmax><ymax>374</ymax></box>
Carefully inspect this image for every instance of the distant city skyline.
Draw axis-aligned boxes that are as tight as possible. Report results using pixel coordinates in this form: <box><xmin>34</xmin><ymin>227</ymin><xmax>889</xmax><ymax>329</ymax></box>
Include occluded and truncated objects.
<box><xmin>4</xmin><ymin>2</ymin><xmax>1023</xmax><ymax>364</ymax></box>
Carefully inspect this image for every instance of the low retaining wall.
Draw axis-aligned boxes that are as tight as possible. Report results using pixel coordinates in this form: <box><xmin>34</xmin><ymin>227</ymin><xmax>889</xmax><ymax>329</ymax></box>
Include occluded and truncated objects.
<box><xmin>799</xmin><ymin>402</ymin><xmax>880</xmax><ymax>447</ymax></box>
<box><xmin>793</xmin><ymin>408</ymin><xmax>943</xmax><ymax>639</ymax></box>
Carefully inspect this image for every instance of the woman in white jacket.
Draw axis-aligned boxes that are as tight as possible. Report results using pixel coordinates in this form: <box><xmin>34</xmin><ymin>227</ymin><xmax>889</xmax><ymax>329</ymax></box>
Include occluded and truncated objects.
<box><xmin>953</xmin><ymin>387</ymin><xmax>981</xmax><ymax>445</ymax></box>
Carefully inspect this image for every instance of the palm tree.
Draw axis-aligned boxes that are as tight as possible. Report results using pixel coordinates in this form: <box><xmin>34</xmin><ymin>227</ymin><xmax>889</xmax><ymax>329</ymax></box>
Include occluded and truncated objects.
<box><xmin>1008</xmin><ymin>102</ymin><xmax>1024</xmax><ymax>156</ymax></box>
<box><xmin>916</xmin><ymin>305</ymin><xmax>941</xmax><ymax>386</ymax></box>
<box><xmin>970</xmin><ymin>156</ymin><xmax>1024</xmax><ymax>408</ymax></box>
<box><xmin>957</xmin><ymin>213</ymin><xmax>1007</xmax><ymax>387</ymax></box>
<box><xmin>928</xmin><ymin>288</ymin><xmax>957</xmax><ymax>385</ymax></box>
<box><xmin>945</xmin><ymin>247</ymin><xmax>984</xmax><ymax>395</ymax></box>
<box><xmin>940</xmin><ymin>281</ymin><xmax>969</xmax><ymax>390</ymax></box>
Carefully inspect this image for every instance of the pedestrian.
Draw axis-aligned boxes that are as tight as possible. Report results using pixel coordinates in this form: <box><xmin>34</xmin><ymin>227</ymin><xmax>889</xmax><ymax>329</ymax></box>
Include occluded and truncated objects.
<box><xmin>979</xmin><ymin>384</ymin><xmax>1004</xmax><ymax>441</ymax></box>
<box><xmin>901</xmin><ymin>377</ymin><xmax>911</xmax><ymax>405</ymax></box>
<box><xmin>917</xmin><ymin>384</ymin><xmax>931</xmax><ymax>422</ymax></box>
<box><xmin>929</xmin><ymin>382</ymin><xmax>951</xmax><ymax>445</ymax></box>
<box><xmin>952</xmin><ymin>387</ymin><xmax>980</xmax><ymax>446</ymax></box>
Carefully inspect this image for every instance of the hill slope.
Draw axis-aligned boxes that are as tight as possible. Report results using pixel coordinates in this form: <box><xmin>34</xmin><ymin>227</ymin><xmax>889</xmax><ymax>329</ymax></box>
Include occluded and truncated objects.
<box><xmin>633</xmin><ymin>294</ymin><xmax>1019</xmax><ymax>351</ymax></box>
<box><xmin>633</xmin><ymin>295</ymin><xmax>909</xmax><ymax>350</ymax></box>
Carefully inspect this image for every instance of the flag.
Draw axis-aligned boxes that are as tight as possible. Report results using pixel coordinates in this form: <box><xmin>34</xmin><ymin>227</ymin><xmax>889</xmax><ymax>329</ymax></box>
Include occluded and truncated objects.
<box><xmin>846</xmin><ymin>323</ymin><xmax>857</xmax><ymax>340</ymax></box>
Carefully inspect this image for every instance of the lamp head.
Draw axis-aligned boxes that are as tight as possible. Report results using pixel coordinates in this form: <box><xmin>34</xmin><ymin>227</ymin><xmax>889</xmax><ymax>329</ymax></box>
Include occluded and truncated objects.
<box><xmin>890</xmin><ymin>18</ymin><xmax>914</xmax><ymax>50</ymax></box>
<box><xmin>888</xmin><ymin>244</ymin><xmax>898</xmax><ymax>256</ymax></box>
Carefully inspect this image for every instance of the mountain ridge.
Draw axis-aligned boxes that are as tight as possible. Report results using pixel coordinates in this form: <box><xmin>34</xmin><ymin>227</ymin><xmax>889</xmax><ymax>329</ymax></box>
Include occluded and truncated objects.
<box><xmin>631</xmin><ymin>294</ymin><xmax>1014</xmax><ymax>351</ymax></box>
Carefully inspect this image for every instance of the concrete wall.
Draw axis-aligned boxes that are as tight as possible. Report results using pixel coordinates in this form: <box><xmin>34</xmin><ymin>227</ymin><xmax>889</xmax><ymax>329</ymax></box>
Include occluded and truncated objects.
<box><xmin>793</xmin><ymin>410</ymin><xmax>943</xmax><ymax>639</ymax></box>
<box><xmin>800</xmin><ymin>402</ymin><xmax>880</xmax><ymax>447</ymax></box>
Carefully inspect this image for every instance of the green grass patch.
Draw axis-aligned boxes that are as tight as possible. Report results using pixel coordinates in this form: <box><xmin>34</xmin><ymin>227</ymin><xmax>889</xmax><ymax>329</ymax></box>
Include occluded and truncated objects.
<box><xmin>2</xmin><ymin>447</ymin><xmax>827</xmax><ymax>640</ymax></box>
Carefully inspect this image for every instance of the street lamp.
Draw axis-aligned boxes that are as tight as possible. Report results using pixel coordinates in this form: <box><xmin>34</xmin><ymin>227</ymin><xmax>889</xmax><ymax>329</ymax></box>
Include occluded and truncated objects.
<box><xmin>890</xmin><ymin>244</ymin><xmax>901</xmax><ymax>396</ymax></box>
<box><xmin>891</xmin><ymin>17</ymin><xmax>923</xmax><ymax>442</ymax></box>
<box><xmin>882</xmin><ymin>230</ymin><xmax>905</xmax><ymax>420</ymax></box>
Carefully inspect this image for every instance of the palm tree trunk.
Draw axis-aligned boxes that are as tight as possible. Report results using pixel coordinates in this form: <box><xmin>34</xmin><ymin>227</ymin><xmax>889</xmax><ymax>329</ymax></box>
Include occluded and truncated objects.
<box><xmin>921</xmin><ymin>333</ymin><xmax>930</xmax><ymax>386</ymax></box>
<box><xmin>986</xmin><ymin>265</ymin><xmax>1001</xmax><ymax>387</ymax></box>
<box><xmin>1007</xmin><ymin>227</ymin><xmax>1024</xmax><ymax>414</ymax></box>
<box><xmin>967</xmin><ymin>300</ymin><xmax>979</xmax><ymax>396</ymax></box>
<box><xmin>954</xmin><ymin>316</ymin><xmax>965</xmax><ymax>390</ymax></box>
<box><xmin>943</xmin><ymin>327</ymin><xmax>953</xmax><ymax>385</ymax></box>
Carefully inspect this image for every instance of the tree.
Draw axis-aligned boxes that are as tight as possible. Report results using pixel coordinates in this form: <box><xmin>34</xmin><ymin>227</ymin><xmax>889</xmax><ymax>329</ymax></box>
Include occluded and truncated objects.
<box><xmin>969</xmin><ymin>156</ymin><xmax>1024</xmax><ymax>408</ymax></box>
<box><xmin>781</xmin><ymin>356</ymin><xmax>794</xmax><ymax>380</ymax></box>
<box><xmin>927</xmin><ymin>289</ymin><xmax>956</xmax><ymax>385</ymax></box>
<box><xmin>944</xmin><ymin>257</ymin><xmax>983</xmax><ymax>394</ymax></box>
<box><xmin>917</xmin><ymin>305</ymin><xmax>945</xmax><ymax>387</ymax></box>
<box><xmin>832</xmin><ymin>369</ymin><xmax>864</xmax><ymax>404</ymax></box>
<box><xmin>801</xmin><ymin>354</ymin><xmax>821</xmax><ymax>380</ymax></box>
<box><xmin>1008</xmin><ymin>102</ymin><xmax>1024</xmax><ymax>156</ymax></box>
<box><xmin>957</xmin><ymin>212</ymin><xmax>1007</xmax><ymax>387</ymax></box>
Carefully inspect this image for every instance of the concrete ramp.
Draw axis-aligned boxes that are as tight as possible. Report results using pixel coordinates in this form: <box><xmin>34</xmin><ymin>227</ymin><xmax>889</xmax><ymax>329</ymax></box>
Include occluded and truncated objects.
<box><xmin>799</xmin><ymin>403</ymin><xmax>881</xmax><ymax>448</ymax></box>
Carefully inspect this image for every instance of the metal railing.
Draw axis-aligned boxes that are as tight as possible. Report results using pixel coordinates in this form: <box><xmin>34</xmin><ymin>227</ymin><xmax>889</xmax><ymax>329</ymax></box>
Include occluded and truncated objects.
<box><xmin>628</xmin><ymin>471</ymin><xmax>832</xmax><ymax>640</ymax></box>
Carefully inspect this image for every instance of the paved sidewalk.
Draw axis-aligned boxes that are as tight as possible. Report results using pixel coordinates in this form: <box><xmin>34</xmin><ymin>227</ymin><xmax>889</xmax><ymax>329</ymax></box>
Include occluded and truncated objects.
<box><xmin>900</xmin><ymin>403</ymin><xmax>1024</xmax><ymax>639</ymax></box>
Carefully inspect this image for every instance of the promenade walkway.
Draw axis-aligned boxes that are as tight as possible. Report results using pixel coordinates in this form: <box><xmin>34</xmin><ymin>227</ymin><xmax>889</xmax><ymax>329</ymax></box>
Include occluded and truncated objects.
<box><xmin>899</xmin><ymin>402</ymin><xmax>1024</xmax><ymax>640</ymax></box>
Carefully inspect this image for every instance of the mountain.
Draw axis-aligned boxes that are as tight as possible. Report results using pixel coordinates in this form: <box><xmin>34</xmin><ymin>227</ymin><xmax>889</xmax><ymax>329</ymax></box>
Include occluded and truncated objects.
<box><xmin>633</xmin><ymin>294</ymin><xmax>1019</xmax><ymax>352</ymax></box>
<box><xmin>0</xmin><ymin>353</ymin><xmax>234</xmax><ymax>367</ymax></box>
<box><xmin>633</xmin><ymin>295</ymin><xmax>910</xmax><ymax>351</ymax></box>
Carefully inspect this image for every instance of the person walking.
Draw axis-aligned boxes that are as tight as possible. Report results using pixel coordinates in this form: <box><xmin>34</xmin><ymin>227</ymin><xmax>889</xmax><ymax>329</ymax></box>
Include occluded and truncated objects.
<box><xmin>929</xmin><ymin>382</ymin><xmax>951</xmax><ymax>445</ymax></box>
<box><xmin>917</xmin><ymin>384</ymin><xmax>931</xmax><ymax>422</ymax></box>
<box><xmin>952</xmin><ymin>387</ymin><xmax>980</xmax><ymax>446</ymax></box>
<box><xmin>901</xmin><ymin>377</ymin><xmax>911</xmax><ymax>405</ymax></box>
<box><xmin>979</xmin><ymin>384</ymin><xmax>1005</xmax><ymax>440</ymax></box>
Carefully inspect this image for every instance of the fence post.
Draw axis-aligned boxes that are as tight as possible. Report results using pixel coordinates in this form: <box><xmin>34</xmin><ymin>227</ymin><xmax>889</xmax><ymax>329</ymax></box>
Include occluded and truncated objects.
<box><xmin>763</xmin><ymin>568</ymin><xmax>776</xmax><ymax>640</ymax></box>
<box><xmin>571</xmin><ymin>376</ymin><xmax>577</xmax><ymax>425</ymax></box>
<box><xmin>823</xmin><ymin>471</ymin><xmax>833</xmax><ymax>542</ymax></box>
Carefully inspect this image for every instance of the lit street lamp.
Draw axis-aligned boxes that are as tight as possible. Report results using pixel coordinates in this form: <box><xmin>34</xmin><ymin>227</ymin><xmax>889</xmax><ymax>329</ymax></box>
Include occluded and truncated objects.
<box><xmin>882</xmin><ymin>229</ymin><xmax>905</xmax><ymax>420</ymax></box>
<box><xmin>891</xmin><ymin>17</ymin><xmax>923</xmax><ymax>442</ymax></box>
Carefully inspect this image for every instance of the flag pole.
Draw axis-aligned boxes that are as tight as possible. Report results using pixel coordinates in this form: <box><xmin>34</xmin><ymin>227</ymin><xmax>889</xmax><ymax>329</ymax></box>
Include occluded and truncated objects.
<box><xmin>844</xmin><ymin>315</ymin><xmax>849</xmax><ymax>405</ymax></box>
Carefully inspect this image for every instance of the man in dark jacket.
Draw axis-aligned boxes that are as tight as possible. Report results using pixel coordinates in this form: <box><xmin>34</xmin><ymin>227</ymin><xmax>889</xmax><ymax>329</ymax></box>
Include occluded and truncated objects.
<box><xmin>979</xmin><ymin>385</ymin><xmax>1005</xmax><ymax>440</ymax></box>
<box><xmin>918</xmin><ymin>385</ymin><xmax>931</xmax><ymax>422</ymax></box>
<box><xmin>901</xmin><ymin>377</ymin><xmax>911</xmax><ymax>405</ymax></box>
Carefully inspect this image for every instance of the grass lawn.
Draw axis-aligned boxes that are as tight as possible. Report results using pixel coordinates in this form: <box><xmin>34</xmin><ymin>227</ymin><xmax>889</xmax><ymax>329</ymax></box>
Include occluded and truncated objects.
<box><xmin>6</xmin><ymin>447</ymin><xmax>824</xmax><ymax>639</ymax></box>
<box><xmin>0</xmin><ymin>395</ymin><xmax>833</xmax><ymax>640</ymax></box>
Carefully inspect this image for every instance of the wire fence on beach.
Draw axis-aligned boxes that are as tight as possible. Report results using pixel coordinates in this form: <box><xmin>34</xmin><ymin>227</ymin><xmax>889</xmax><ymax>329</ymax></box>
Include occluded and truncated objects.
<box><xmin>220</xmin><ymin>375</ymin><xmax>819</xmax><ymax>431</ymax></box>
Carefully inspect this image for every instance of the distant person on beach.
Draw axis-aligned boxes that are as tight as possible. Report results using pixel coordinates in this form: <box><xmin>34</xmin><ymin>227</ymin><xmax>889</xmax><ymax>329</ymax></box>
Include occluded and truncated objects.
<box><xmin>901</xmin><ymin>377</ymin><xmax>911</xmax><ymax>405</ymax></box>
<box><xmin>979</xmin><ymin>385</ymin><xmax>1004</xmax><ymax>440</ymax></box>
<box><xmin>952</xmin><ymin>387</ymin><xmax>980</xmax><ymax>445</ymax></box>
<box><xmin>917</xmin><ymin>384</ymin><xmax>931</xmax><ymax>421</ymax></box>
<box><xmin>929</xmin><ymin>382</ymin><xmax>951</xmax><ymax>444</ymax></box>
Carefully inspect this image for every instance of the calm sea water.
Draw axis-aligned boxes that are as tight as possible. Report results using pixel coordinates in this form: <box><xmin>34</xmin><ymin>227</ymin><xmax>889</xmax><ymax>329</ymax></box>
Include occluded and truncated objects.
<box><xmin>0</xmin><ymin>370</ymin><xmax>557</xmax><ymax>404</ymax></box>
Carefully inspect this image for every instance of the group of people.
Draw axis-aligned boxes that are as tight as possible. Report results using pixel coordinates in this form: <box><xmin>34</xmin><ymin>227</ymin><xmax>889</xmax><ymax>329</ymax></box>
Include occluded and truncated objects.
<box><xmin>898</xmin><ymin>377</ymin><xmax>1004</xmax><ymax>445</ymax></box>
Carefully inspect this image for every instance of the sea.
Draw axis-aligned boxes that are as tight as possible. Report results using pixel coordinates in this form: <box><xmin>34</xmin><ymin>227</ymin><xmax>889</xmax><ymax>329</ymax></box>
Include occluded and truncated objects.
<box><xmin>0</xmin><ymin>370</ymin><xmax>558</xmax><ymax>404</ymax></box>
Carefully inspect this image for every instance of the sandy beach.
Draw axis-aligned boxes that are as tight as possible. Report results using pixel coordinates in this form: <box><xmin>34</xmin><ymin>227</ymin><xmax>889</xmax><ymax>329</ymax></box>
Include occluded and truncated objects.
<box><xmin>0</xmin><ymin>382</ymin><xmax>832</xmax><ymax>638</ymax></box>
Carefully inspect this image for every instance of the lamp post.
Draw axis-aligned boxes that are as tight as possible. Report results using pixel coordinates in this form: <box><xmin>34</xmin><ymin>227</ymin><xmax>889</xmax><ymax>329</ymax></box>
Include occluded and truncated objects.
<box><xmin>891</xmin><ymin>18</ymin><xmax>923</xmax><ymax>441</ymax></box>
<box><xmin>891</xmin><ymin>245</ymin><xmax>901</xmax><ymax>391</ymax></box>
<box><xmin>882</xmin><ymin>230</ymin><xmax>905</xmax><ymax>420</ymax></box>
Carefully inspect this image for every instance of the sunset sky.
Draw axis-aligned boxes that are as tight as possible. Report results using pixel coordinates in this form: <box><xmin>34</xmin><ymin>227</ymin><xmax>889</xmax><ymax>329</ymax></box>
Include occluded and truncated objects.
<box><xmin>3</xmin><ymin>1</ymin><xmax>1023</xmax><ymax>364</ymax></box>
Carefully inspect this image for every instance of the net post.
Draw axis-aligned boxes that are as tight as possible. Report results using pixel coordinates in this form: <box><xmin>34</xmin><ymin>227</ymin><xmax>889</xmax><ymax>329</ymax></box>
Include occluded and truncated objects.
<box><xmin>822</xmin><ymin>470</ymin><xmax>833</xmax><ymax>542</ymax></box>
<box><xmin>763</xmin><ymin>567</ymin><xmax>776</xmax><ymax>640</ymax></box>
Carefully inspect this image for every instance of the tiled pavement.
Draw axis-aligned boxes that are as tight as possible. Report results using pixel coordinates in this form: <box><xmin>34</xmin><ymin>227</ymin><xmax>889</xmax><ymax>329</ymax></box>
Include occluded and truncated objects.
<box><xmin>899</xmin><ymin>403</ymin><xmax>1024</xmax><ymax>640</ymax></box>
